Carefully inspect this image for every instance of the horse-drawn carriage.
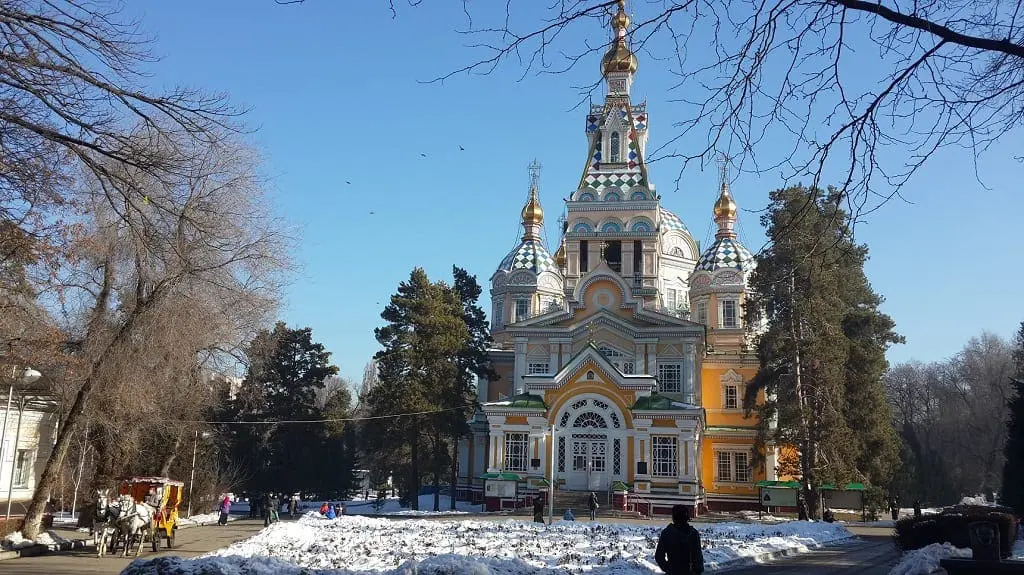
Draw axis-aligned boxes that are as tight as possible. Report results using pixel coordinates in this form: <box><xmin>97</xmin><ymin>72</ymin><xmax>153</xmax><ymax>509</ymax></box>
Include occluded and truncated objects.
<box><xmin>119</xmin><ymin>476</ymin><xmax>183</xmax><ymax>551</ymax></box>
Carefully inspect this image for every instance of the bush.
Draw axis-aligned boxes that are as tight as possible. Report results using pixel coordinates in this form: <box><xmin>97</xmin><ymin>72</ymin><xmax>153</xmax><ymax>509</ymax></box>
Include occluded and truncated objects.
<box><xmin>894</xmin><ymin>505</ymin><xmax>1019</xmax><ymax>559</ymax></box>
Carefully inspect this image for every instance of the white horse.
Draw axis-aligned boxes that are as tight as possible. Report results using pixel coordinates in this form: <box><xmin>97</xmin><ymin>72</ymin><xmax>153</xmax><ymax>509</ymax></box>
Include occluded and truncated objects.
<box><xmin>92</xmin><ymin>490</ymin><xmax>121</xmax><ymax>558</ymax></box>
<box><xmin>114</xmin><ymin>494</ymin><xmax>155</xmax><ymax>557</ymax></box>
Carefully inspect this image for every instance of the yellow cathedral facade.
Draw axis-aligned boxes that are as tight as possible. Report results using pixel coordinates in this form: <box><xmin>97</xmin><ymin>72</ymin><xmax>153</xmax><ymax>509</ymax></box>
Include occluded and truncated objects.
<box><xmin>457</xmin><ymin>2</ymin><xmax>777</xmax><ymax>515</ymax></box>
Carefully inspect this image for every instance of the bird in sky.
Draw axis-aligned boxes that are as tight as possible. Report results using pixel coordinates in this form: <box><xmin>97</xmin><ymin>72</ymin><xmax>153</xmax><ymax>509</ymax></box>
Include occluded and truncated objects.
<box><xmin>459</xmin><ymin>145</ymin><xmax>465</xmax><ymax>151</ymax></box>
<box><xmin>346</xmin><ymin>181</ymin><xmax>351</xmax><ymax>185</ymax></box>
<box><xmin>420</xmin><ymin>153</ymin><xmax>427</xmax><ymax>158</ymax></box>
<box><xmin>369</xmin><ymin>211</ymin><xmax>375</xmax><ymax>215</ymax></box>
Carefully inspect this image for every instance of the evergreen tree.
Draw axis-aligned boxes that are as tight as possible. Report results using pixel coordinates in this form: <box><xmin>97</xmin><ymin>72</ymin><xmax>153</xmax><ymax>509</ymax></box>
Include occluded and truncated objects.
<box><xmin>225</xmin><ymin>322</ymin><xmax>337</xmax><ymax>494</ymax></box>
<box><xmin>364</xmin><ymin>268</ymin><xmax>468</xmax><ymax>510</ymax></box>
<box><xmin>746</xmin><ymin>185</ymin><xmax>901</xmax><ymax>517</ymax></box>
<box><xmin>1002</xmin><ymin>321</ymin><xmax>1024</xmax><ymax>513</ymax></box>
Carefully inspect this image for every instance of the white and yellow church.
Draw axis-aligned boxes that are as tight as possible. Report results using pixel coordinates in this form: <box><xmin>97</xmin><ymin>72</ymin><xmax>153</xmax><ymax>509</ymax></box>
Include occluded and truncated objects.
<box><xmin>457</xmin><ymin>2</ymin><xmax>778</xmax><ymax>515</ymax></box>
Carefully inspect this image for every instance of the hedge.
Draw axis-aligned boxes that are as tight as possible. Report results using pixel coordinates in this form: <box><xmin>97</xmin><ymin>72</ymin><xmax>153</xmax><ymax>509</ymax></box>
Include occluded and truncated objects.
<box><xmin>894</xmin><ymin>505</ymin><xmax>1019</xmax><ymax>559</ymax></box>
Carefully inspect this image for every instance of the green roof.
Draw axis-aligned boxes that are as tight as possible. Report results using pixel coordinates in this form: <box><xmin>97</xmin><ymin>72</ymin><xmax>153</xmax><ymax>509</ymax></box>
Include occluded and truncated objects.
<box><xmin>756</xmin><ymin>480</ymin><xmax>801</xmax><ymax>489</ymax></box>
<box><xmin>481</xmin><ymin>472</ymin><xmax>522</xmax><ymax>481</ymax></box>
<box><xmin>484</xmin><ymin>392</ymin><xmax>547</xmax><ymax>409</ymax></box>
<box><xmin>631</xmin><ymin>393</ymin><xmax>698</xmax><ymax>411</ymax></box>
<box><xmin>612</xmin><ymin>480</ymin><xmax>630</xmax><ymax>491</ymax></box>
<box><xmin>754</xmin><ymin>480</ymin><xmax>866</xmax><ymax>491</ymax></box>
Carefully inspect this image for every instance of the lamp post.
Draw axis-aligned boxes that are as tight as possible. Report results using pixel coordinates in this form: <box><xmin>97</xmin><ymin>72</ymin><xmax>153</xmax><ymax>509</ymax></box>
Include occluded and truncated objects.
<box><xmin>186</xmin><ymin>430</ymin><xmax>210</xmax><ymax>519</ymax></box>
<box><xmin>548</xmin><ymin>424</ymin><xmax>556</xmax><ymax>525</ymax></box>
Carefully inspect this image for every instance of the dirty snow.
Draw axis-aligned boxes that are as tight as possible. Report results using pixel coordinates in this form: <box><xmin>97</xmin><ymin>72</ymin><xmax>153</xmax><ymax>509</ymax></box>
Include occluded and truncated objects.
<box><xmin>2</xmin><ymin>529</ymin><xmax>71</xmax><ymax>551</ymax></box>
<box><xmin>887</xmin><ymin>543</ymin><xmax>972</xmax><ymax>575</ymax></box>
<box><xmin>121</xmin><ymin>513</ymin><xmax>853</xmax><ymax>574</ymax></box>
<box><xmin>178</xmin><ymin>512</ymin><xmax>236</xmax><ymax>526</ymax></box>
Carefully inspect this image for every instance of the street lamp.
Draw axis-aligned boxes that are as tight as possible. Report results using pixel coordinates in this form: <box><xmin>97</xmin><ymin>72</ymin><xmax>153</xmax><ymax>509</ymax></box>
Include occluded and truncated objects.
<box><xmin>1</xmin><ymin>367</ymin><xmax>41</xmax><ymax>520</ymax></box>
<box><xmin>186</xmin><ymin>430</ymin><xmax>211</xmax><ymax>518</ymax></box>
<box><xmin>532</xmin><ymin>424</ymin><xmax>559</xmax><ymax>525</ymax></box>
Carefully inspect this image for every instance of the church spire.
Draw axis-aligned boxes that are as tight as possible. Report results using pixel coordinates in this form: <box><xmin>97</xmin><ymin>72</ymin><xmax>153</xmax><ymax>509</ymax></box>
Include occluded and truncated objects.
<box><xmin>520</xmin><ymin>160</ymin><xmax>544</xmax><ymax>241</ymax></box>
<box><xmin>601</xmin><ymin>0</ymin><xmax>637</xmax><ymax>96</ymax></box>
<box><xmin>713</xmin><ymin>156</ymin><xmax>739</xmax><ymax>239</ymax></box>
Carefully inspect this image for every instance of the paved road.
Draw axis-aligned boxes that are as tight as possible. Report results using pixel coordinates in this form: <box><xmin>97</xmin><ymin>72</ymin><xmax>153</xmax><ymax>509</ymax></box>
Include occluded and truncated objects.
<box><xmin>725</xmin><ymin>526</ymin><xmax>900</xmax><ymax>574</ymax></box>
<box><xmin>0</xmin><ymin>519</ymin><xmax>268</xmax><ymax>575</ymax></box>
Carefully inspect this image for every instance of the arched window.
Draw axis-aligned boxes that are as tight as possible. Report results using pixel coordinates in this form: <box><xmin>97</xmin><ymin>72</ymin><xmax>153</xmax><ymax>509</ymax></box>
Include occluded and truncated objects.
<box><xmin>631</xmin><ymin>221</ymin><xmax>652</xmax><ymax>232</ymax></box>
<box><xmin>610</xmin><ymin>132</ymin><xmax>621</xmax><ymax>162</ymax></box>
<box><xmin>600</xmin><ymin>221</ymin><xmax>621</xmax><ymax>233</ymax></box>
<box><xmin>604</xmin><ymin>192</ymin><xmax>621</xmax><ymax>202</ymax></box>
<box><xmin>630</xmin><ymin>191</ymin><xmax>647</xmax><ymax>200</ymax></box>
<box><xmin>573</xmin><ymin>222</ymin><xmax>593</xmax><ymax>233</ymax></box>
<box><xmin>578</xmin><ymin>192</ymin><xmax>596</xmax><ymax>202</ymax></box>
<box><xmin>573</xmin><ymin>412</ymin><xmax>608</xmax><ymax>428</ymax></box>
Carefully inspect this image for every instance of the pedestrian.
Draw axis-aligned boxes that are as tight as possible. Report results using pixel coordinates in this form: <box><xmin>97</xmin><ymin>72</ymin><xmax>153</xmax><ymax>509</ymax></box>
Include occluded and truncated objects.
<box><xmin>797</xmin><ymin>492</ymin><xmax>809</xmax><ymax>521</ymax></box>
<box><xmin>563</xmin><ymin>508</ymin><xmax>575</xmax><ymax>521</ymax></box>
<box><xmin>250</xmin><ymin>494</ymin><xmax>260</xmax><ymax>519</ymax></box>
<box><xmin>533</xmin><ymin>494</ymin><xmax>546</xmax><ymax>524</ymax></box>
<box><xmin>270</xmin><ymin>493</ymin><xmax>280</xmax><ymax>524</ymax></box>
<box><xmin>588</xmin><ymin>492</ymin><xmax>599</xmax><ymax>521</ymax></box>
<box><xmin>263</xmin><ymin>493</ymin><xmax>273</xmax><ymax>527</ymax></box>
<box><xmin>289</xmin><ymin>496</ymin><xmax>298</xmax><ymax>518</ymax></box>
<box><xmin>218</xmin><ymin>496</ymin><xmax>231</xmax><ymax>526</ymax></box>
<box><xmin>913</xmin><ymin>500</ymin><xmax>922</xmax><ymax>519</ymax></box>
<box><xmin>319</xmin><ymin>502</ymin><xmax>330</xmax><ymax>515</ymax></box>
<box><xmin>655</xmin><ymin>504</ymin><xmax>704</xmax><ymax>575</ymax></box>
<box><xmin>334</xmin><ymin>503</ymin><xmax>343</xmax><ymax>517</ymax></box>
<box><xmin>325</xmin><ymin>503</ymin><xmax>337</xmax><ymax>519</ymax></box>
<box><xmin>890</xmin><ymin>496</ymin><xmax>899</xmax><ymax>521</ymax></box>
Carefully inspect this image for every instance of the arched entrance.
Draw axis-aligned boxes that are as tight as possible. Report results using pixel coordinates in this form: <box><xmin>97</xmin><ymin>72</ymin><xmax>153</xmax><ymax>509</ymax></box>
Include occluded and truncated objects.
<box><xmin>555</xmin><ymin>395</ymin><xmax>626</xmax><ymax>491</ymax></box>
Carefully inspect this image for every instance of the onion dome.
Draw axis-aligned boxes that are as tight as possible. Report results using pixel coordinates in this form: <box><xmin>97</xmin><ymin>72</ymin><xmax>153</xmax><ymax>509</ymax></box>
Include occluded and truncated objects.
<box><xmin>695</xmin><ymin>180</ymin><xmax>754</xmax><ymax>272</ymax></box>
<box><xmin>521</xmin><ymin>186</ymin><xmax>544</xmax><ymax>225</ymax></box>
<box><xmin>497</xmin><ymin>241</ymin><xmax>557</xmax><ymax>274</ymax></box>
<box><xmin>554</xmin><ymin>240</ymin><xmax>566</xmax><ymax>268</ymax></box>
<box><xmin>601</xmin><ymin>1</ymin><xmax>638</xmax><ymax>76</ymax></box>
<box><xmin>659</xmin><ymin>206</ymin><xmax>689</xmax><ymax>233</ymax></box>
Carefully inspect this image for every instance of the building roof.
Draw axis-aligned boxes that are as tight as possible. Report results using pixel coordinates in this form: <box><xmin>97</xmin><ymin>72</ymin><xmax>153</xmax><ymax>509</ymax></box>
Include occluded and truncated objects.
<box><xmin>695</xmin><ymin>237</ymin><xmax>754</xmax><ymax>272</ymax></box>
<box><xmin>631</xmin><ymin>392</ymin><xmax>698</xmax><ymax>411</ymax></box>
<box><xmin>659</xmin><ymin>206</ymin><xmax>689</xmax><ymax>233</ymax></box>
<box><xmin>483</xmin><ymin>392</ymin><xmax>547</xmax><ymax>410</ymax></box>
<box><xmin>497</xmin><ymin>240</ymin><xmax>557</xmax><ymax>275</ymax></box>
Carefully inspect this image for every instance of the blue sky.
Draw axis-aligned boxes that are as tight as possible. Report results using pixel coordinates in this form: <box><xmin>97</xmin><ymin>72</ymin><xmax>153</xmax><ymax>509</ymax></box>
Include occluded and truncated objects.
<box><xmin>133</xmin><ymin>2</ymin><xmax>1021</xmax><ymax>382</ymax></box>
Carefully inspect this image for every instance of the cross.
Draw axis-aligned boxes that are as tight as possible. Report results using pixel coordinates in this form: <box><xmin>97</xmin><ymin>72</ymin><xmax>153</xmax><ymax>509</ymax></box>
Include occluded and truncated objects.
<box><xmin>716</xmin><ymin>153</ymin><xmax>730</xmax><ymax>189</ymax></box>
<box><xmin>528</xmin><ymin>159</ymin><xmax>542</xmax><ymax>189</ymax></box>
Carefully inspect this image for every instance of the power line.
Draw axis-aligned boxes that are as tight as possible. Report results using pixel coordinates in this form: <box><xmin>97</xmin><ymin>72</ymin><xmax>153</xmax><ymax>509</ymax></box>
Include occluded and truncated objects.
<box><xmin>164</xmin><ymin>406</ymin><xmax>467</xmax><ymax>425</ymax></box>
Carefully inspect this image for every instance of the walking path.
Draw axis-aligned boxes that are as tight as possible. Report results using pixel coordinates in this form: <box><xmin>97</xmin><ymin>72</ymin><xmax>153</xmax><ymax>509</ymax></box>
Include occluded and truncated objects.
<box><xmin>725</xmin><ymin>526</ymin><xmax>899</xmax><ymax>574</ymax></box>
<box><xmin>0</xmin><ymin>519</ymin><xmax>268</xmax><ymax>575</ymax></box>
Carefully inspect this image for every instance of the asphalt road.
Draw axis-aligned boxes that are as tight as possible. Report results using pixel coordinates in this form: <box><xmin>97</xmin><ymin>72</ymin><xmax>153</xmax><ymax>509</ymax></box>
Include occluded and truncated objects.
<box><xmin>725</xmin><ymin>526</ymin><xmax>900</xmax><ymax>574</ymax></box>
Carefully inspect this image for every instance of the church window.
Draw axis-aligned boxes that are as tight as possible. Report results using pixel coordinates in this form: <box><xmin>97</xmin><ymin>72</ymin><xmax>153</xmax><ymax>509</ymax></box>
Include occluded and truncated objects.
<box><xmin>666</xmin><ymin>289</ymin><xmax>678</xmax><ymax>312</ymax></box>
<box><xmin>580</xmin><ymin>241</ymin><xmax>589</xmax><ymax>272</ymax></box>
<box><xmin>724</xmin><ymin>385</ymin><xmax>739</xmax><ymax>410</ymax></box>
<box><xmin>631</xmin><ymin>191</ymin><xmax>647</xmax><ymax>200</ymax></box>
<box><xmin>504</xmin><ymin>433</ymin><xmax>528</xmax><ymax>472</ymax></box>
<box><xmin>716</xmin><ymin>450</ymin><xmax>751</xmax><ymax>483</ymax></box>
<box><xmin>560</xmin><ymin>411</ymin><xmax>571</xmax><ymax>427</ymax></box>
<box><xmin>658</xmin><ymin>363</ymin><xmax>682</xmax><ymax>394</ymax></box>
<box><xmin>652</xmin><ymin>436</ymin><xmax>678</xmax><ymax>477</ymax></box>
<box><xmin>586</xmin><ymin>370</ymin><xmax>595</xmax><ymax>380</ymax></box>
<box><xmin>622</xmin><ymin>362</ymin><xmax>635</xmax><ymax>375</ymax></box>
<box><xmin>696</xmin><ymin>301</ymin><xmax>708</xmax><ymax>325</ymax></box>
<box><xmin>721</xmin><ymin>299</ymin><xmax>739</xmax><ymax>328</ymax></box>
<box><xmin>604</xmin><ymin>191</ymin><xmax>621</xmax><ymax>202</ymax></box>
<box><xmin>634</xmin><ymin>240</ymin><xmax>643</xmax><ymax>275</ymax></box>
<box><xmin>613</xmin><ymin>438</ymin><xmax>622</xmax><ymax>475</ymax></box>
<box><xmin>558</xmin><ymin>436</ymin><xmax>566</xmax><ymax>472</ymax></box>
<box><xmin>573</xmin><ymin>412</ymin><xmax>608</xmax><ymax>428</ymax></box>
<box><xmin>573</xmin><ymin>222</ymin><xmax>593</xmax><ymax>233</ymax></box>
<box><xmin>610</xmin><ymin>132</ymin><xmax>621</xmax><ymax>162</ymax></box>
<box><xmin>493</xmin><ymin>300</ymin><xmax>503</xmax><ymax>329</ymax></box>
<box><xmin>716</xmin><ymin>451</ymin><xmax>731</xmax><ymax>482</ymax></box>
<box><xmin>528</xmin><ymin>362</ymin><xmax>549</xmax><ymax>374</ymax></box>
<box><xmin>610</xmin><ymin>412</ymin><xmax>621</xmax><ymax>428</ymax></box>
<box><xmin>515</xmin><ymin>299</ymin><xmax>530</xmax><ymax>321</ymax></box>
<box><xmin>631</xmin><ymin>220</ymin><xmax>651</xmax><ymax>232</ymax></box>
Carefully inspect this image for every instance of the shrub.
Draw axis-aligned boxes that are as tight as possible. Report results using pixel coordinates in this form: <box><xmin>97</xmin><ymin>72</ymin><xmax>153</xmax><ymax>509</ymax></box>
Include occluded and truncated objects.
<box><xmin>893</xmin><ymin>506</ymin><xmax>1018</xmax><ymax>559</ymax></box>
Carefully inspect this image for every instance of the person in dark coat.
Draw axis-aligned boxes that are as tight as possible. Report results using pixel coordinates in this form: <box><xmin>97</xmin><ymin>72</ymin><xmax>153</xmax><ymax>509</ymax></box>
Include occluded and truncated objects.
<box><xmin>588</xmin><ymin>492</ymin><xmax>599</xmax><ymax>521</ymax></box>
<box><xmin>533</xmin><ymin>494</ymin><xmax>546</xmax><ymax>523</ymax></box>
<box><xmin>797</xmin><ymin>492</ymin><xmax>809</xmax><ymax>521</ymax></box>
<box><xmin>655</xmin><ymin>505</ymin><xmax>704</xmax><ymax>575</ymax></box>
<box><xmin>288</xmin><ymin>497</ymin><xmax>298</xmax><ymax>518</ymax></box>
<box><xmin>218</xmin><ymin>496</ymin><xmax>231</xmax><ymax>526</ymax></box>
<box><xmin>913</xmin><ymin>500</ymin><xmax>922</xmax><ymax>519</ymax></box>
<box><xmin>890</xmin><ymin>496</ymin><xmax>899</xmax><ymax>521</ymax></box>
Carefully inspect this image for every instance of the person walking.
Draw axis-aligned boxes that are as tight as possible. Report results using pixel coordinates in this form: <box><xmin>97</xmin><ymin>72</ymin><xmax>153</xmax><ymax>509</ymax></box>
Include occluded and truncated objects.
<box><xmin>218</xmin><ymin>496</ymin><xmax>231</xmax><ymax>526</ymax></box>
<box><xmin>588</xmin><ymin>492</ymin><xmax>599</xmax><ymax>521</ymax></box>
<box><xmin>913</xmin><ymin>500</ymin><xmax>922</xmax><ymax>519</ymax></box>
<box><xmin>533</xmin><ymin>494</ymin><xmax>546</xmax><ymax>524</ymax></box>
<box><xmin>563</xmin><ymin>508</ymin><xmax>575</xmax><ymax>521</ymax></box>
<box><xmin>289</xmin><ymin>496</ymin><xmax>298</xmax><ymax>518</ymax></box>
<box><xmin>325</xmin><ymin>503</ymin><xmax>337</xmax><ymax>519</ymax></box>
<box><xmin>655</xmin><ymin>505</ymin><xmax>704</xmax><ymax>575</ymax></box>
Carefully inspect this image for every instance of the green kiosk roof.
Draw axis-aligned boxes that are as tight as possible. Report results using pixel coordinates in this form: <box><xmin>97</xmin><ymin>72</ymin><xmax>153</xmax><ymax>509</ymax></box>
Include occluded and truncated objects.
<box><xmin>755</xmin><ymin>480</ymin><xmax>867</xmax><ymax>491</ymax></box>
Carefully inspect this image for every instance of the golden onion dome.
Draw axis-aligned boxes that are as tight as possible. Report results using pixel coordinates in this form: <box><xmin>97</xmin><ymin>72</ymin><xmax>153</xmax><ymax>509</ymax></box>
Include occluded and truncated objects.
<box><xmin>611</xmin><ymin>6</ymin><xmax>630</xmax><ymax>31</ymax></box>
<box><xmin>554</xmin><ymin>242</ymin><xmax>566</xmax><ymax>267</ymax></box>
<box><xmin>521</xmin><ymin>187</ymin><xmax>544</xmax><ymax>224</ymax></box>
<box><xmin>601</xmin><ymin>42</ymin><xmax>638</xmax><ymax>75</ymax></box>
<box><xmin>713</xmin><ymin>184</ymin><xmax>738</xmax><ymax>220</ymax></box>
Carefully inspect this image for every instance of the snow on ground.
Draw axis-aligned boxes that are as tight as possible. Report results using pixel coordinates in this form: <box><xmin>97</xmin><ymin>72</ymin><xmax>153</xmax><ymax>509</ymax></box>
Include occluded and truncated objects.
<box><xmin>2</xmin><ymin>530</ymin><xmax>71</xmax><ymax>551</ymax></box>
<box><xmin>121</xmin><ymin>513</ymin><xmax>853</xmax><ymax>574</ymax></box>
<box><xmin>232</xmin><ymin>494</ymin><xmax>483</xmax><ymax>517</ymax></box>
<box><xmin>178</xmin><ymin>512</ymin><xmax>236</xmax><ymax>527</ymax></box>
<box><xmin>887</xmin><ymin>543</ymin><xmax>972</xmax><ymax>575</ymax></box>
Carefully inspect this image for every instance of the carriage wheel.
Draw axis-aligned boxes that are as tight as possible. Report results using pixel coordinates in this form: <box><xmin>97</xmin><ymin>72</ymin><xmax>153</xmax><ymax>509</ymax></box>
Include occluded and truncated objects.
<box><xmin>166</xmin><ymin>533</ymin><xmax>174</xmax><ymax>549</ymax></box>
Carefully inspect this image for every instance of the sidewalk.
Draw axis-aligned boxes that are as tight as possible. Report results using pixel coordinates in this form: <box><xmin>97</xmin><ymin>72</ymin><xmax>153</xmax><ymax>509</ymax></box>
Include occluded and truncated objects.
<box><xmin>0</xmin><ymin>519</ymin><xmax>268</xmax><ymax>575</ymax></box>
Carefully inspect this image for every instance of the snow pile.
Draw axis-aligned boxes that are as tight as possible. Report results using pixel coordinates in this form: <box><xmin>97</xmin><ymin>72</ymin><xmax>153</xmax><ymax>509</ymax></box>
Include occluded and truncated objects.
<box><xmin>304</xmin><ymin>494</ymin><xmax>482</xmax><ymax>516</ymax></box>
<box><xmin>888</xmin><ymin>543</ymin><xmax>972</xmax><ymax>575</ymax></box>
<box><xmin>735</xmin><ymin>510</ymin><xmax>791</xmax><ymax>523</ymax></box>
<box><xmin>2</xmin><ymin>529</ymin><xmax>71</xmax><ymax>551</ymax></box>
<box><xmin>178</xmin><ymin>512</ymin><xmax>235</xmax><ymax>526</ymax></box>
<box><xmin>959</xmin><ymin>495</ymin><xmax>995</xmax><ymax>507</ymax></box>
<box><xmin>120</xmin><ymin>514</ymin><xmax>853</xmax><ymax>575</ymax></box>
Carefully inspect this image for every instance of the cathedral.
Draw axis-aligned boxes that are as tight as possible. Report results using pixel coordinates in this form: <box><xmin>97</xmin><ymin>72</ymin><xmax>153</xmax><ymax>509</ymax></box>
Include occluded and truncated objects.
<box><xmin>457</xmin><ymin>2</ymin><xmax>777</xmax><ymax>515</ymax></box>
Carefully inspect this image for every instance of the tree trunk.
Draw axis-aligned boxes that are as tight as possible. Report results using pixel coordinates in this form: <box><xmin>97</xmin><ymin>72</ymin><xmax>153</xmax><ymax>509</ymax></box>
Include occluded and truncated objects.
<box><xmin>409</xmin><ymin>424</ymin><xmax>420</xmax><ymax>511</ymax></box>
<box><xmin>433</xmin><ymin>429</ymin><xmax>442</xmax><ymax>512</ymax></box>
<box><xmin>449</xmin><ymin>433</ymin><xmax>459</xmax><ymax>511</ymax></box>
<box><xmin>159</xmin><ymin>432</ymin><xmax>185</xmax><ymax>477</ymax></box>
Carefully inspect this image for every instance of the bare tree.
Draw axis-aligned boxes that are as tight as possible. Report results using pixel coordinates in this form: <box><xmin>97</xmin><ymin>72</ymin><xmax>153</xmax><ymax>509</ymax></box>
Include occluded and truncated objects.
<box><xmin>20</xmin><ymin>132</ymin><xmax>290</xmax><ymax>538</ymax></box>
<box><xmin>374</xmin><ymin>0</ymin><xmax>1024</xmax><ymax>223</ymax></box>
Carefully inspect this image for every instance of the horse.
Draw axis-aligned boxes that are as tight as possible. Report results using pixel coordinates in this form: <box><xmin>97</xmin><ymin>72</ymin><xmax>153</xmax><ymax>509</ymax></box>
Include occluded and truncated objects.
<box><xmin>92</xmin><ymin>490</ymin><xmax>121</xmax><ymax>558</ymax></box>
<box><xmin>113</xmin><ymin>493</ymin><xmax>155</xmax><ymax>557</ymax></box>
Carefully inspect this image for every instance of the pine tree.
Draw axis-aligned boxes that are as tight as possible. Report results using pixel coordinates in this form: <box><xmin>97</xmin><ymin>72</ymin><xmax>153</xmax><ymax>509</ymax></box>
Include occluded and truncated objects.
<box><xmin>746</xmin><ymin>185</ymin><xmax>901</xmax><ymax>517</ymax></box>
<box><xmin>365</xmin><ymin>268</ymin><xmax>468</xmax><ymax>511</ymax></box>
<box><xmin>1002</xmin><ymin>321</ymin><xmax>1024</xmax><ymax>513</ymax></box>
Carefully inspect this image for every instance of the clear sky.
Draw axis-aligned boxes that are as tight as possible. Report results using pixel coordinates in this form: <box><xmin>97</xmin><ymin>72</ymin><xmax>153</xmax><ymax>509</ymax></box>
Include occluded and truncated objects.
<box><xmin>131</xmin><ymin>2</ymin><xmax>1021</xmax><ymax>382</ymax></box>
